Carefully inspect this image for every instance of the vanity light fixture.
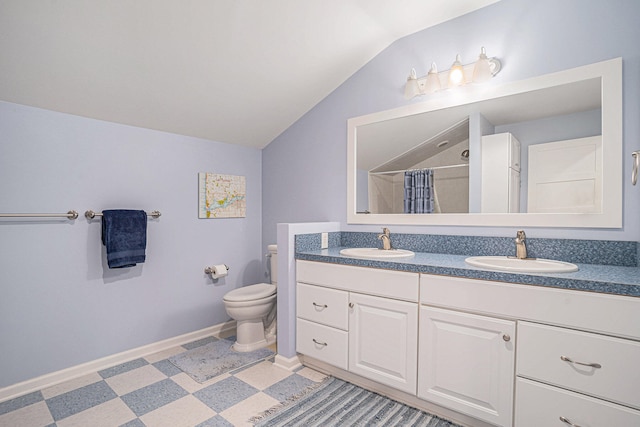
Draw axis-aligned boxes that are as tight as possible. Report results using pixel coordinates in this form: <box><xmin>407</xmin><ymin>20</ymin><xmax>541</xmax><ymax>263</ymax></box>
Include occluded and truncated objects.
<box><xmin>404</xmin><ymin>47</ymin><xmax>502</xmax><ymax>99</ymax></box>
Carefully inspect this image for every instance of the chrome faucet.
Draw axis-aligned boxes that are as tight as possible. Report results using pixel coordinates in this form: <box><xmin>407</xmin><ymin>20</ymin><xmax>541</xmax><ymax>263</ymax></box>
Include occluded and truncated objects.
<box><xmin>515</xmin><ymin>230</ymin><xmax>528</xmax><ymax>259</ymax></box>
<box><xmin>378</xmin><ymin>227</ymin><xmax>392</xmax><ymax>250</ymax></box>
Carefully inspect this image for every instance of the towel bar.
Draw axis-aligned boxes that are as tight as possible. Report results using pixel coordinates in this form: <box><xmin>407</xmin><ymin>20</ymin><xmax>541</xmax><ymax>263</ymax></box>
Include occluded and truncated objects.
<box><xmin>84</xmin><ymin>210</ymin><xmax>161</xmax><ymax>219</ymax></box>
<box><xmin>0</xmin><ymin>210</ymin><xmax>78</xmax><ymax>219</ymax></box>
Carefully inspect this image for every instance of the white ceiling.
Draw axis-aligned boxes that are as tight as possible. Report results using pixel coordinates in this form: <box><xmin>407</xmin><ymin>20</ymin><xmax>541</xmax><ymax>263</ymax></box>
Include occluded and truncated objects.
<box><xmin>0</xmin><ymin>1</ymin><xmax>499</xmax><ymax>149</ymax></box>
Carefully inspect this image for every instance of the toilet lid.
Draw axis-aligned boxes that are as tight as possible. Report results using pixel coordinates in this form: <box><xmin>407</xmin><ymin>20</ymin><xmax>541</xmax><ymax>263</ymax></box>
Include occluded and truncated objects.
<box><xmin>224</xmin><ymin>283</ymin><xmax>276</xmax><ymax>302</ymax></box>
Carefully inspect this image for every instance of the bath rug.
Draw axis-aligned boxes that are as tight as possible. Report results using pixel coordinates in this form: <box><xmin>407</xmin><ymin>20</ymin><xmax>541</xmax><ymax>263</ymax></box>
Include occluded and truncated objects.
<box><xmin>169</xmin><ymin>337</ymin><xmax>274</xmax><ymax>383</ymax></box>
<box><xmin>250</xmin><ymin>376</ymin><xmax>461</xmax><ymax>427</ymax></box>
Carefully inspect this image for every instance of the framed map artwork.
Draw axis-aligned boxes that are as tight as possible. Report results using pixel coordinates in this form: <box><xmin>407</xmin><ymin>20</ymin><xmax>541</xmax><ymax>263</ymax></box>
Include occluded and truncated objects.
<box><xmin>198</xmin><ymin>173</ymin><xmax>246</xmax><ymax>218</ymax></box>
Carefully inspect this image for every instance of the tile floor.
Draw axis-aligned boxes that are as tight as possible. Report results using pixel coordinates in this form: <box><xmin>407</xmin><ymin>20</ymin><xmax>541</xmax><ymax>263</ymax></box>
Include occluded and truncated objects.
<box><xmin>0</xmin><ymin>335</ymin><xmax>327</xmax><ymax>427</ymax></box>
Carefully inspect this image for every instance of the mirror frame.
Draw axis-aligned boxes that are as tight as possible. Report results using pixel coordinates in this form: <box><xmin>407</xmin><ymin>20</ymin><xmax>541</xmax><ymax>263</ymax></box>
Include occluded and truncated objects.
<box><xmin>347</xmin><ymin>58</ymin><xmax>622</xmax><ymax>228</ymax></box>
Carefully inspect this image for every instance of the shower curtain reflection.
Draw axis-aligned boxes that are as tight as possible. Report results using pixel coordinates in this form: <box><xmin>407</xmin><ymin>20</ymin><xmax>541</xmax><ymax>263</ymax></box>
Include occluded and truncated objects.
<box><xmin>404</xmin><ymin>169</ymin><xmax>436</xmax><ymax>214</ymax></box>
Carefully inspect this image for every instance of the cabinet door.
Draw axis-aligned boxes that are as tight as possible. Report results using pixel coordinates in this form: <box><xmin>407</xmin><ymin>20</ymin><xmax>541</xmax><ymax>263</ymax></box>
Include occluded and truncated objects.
<box><xmin>509</xmin><ymin>167</ymin><xmax>520</xmax><ymax>213</ymax></box>
<box><xmin>348</xmin><ymin>293</ymin><xmax>418</xmax><ymax>394</ymax></box>
<box><xmin>418</xmin><ymin>306</ymin><xmax>515</xmax><ymax>427</ymax></box>
<box><xmin>481</xmin><ymin>133</ymin><xmax>521</xmax><ymax>213</ymax></box>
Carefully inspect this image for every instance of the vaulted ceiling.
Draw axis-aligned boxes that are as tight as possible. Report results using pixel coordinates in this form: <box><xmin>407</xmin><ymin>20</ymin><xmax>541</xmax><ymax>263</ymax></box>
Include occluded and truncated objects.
<box><xmin>0</xmin><ymin>1</ymin><xmax>499</xmax><ymax>148</ymax></box>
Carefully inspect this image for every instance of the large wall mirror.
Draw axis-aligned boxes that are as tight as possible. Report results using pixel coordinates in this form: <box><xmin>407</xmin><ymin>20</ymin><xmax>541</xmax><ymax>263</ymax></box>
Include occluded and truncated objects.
<box><xmin>347</xmin><ymin>58</ymin><xmax>622</xmax><ymax>228</ymax></box>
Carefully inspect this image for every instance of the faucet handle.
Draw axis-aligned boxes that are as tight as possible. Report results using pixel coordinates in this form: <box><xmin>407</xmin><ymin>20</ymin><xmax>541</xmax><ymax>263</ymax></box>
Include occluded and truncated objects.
<box><xmin>516</xmin><ymin>230</ymin><xmax>526</xmax><ymax>240</ymax></box>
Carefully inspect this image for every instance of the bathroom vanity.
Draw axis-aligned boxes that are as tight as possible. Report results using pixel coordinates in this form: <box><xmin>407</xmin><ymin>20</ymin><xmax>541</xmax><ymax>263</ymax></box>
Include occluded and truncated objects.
<box><xmin>294</xmin><ymin>254</ymin><xmax>640</xmax><ymax>427</ymax></box>
<box><xmin>291</xmin><ymin>55</ymin><xmax>635</xmax><ymax>427</ymax></box>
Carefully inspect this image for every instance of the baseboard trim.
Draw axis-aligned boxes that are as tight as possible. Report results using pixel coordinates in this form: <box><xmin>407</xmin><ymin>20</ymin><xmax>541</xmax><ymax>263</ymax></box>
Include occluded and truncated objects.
<box><xmin>273</xmin><ymin>353</ymin><xmax>302</xmax><ymax>371</ymax></box>
<box><xmin>0</xmin><ymin>320</ymin><xmax>236</xmax><ymax>403</ymax></box>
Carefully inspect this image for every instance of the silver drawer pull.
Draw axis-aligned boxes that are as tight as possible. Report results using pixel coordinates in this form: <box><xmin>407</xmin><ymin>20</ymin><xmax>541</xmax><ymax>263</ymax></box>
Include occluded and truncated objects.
<box><xmin>312</xmin><ymin>302</ymin><xmax>328</xmax><ymax>309</ymax></box>
<box><xmin>312</xmin><ymin>338</ymin><xmax>328</xmax><ymax>347</ymax></box>
<box><xmin>559</xmin><ymin>416</ymin><xmax>582</xmax><ymax>427</ymax></box>
<box><xmin>502</xmin><ymin>334</ymin><xmax>511</xmax><ymax>342</ymax></box>
<box><xmin>560</xmin><ymin>355</ymin><xmax>602</xmax><ymax>369</ymax></box>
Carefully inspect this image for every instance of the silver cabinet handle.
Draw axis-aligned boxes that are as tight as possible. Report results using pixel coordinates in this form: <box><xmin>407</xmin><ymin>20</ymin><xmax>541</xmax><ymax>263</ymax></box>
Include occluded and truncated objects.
<box><xmin>312</xmin><ymin>302</ymin><xmax>327</xmax><ymax>309</ymax></box>
<box><xmin>502</xmin><ymin>334</ymin><xmax>511</xmax><ymax>342</ymax></box>
<box><xmin>559</xmin><ymin>416</ymin><xmax>582</xmax><ymax>427</ymax></box>
<box><xmin>560</xmin><ymin>355</ymin><xmax>602</xmax><ymax>369</ymax></box>
<box><xmin>633</xmin><ymin>151</ymin><xmax>640</xmax><ymax>185</ymax></box>
<box><xmin>312</xmin><ymin>338</ymin><xmax>327</xmax><ymax>347</ymax></box>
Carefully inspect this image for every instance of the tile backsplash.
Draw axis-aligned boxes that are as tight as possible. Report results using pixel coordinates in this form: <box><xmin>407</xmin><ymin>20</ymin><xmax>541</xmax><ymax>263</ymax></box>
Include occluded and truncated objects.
<box><xmin>295</xmin><ymin>232</ymin><xmax>637</xmax><ymax>267</ymax></box>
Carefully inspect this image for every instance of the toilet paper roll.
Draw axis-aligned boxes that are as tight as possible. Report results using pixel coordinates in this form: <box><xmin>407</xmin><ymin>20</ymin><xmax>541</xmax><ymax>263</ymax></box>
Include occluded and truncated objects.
<box><xmin>210</xmin><ymin>264</ymin><xmax>228</xmax><ymax>279</ymax></box>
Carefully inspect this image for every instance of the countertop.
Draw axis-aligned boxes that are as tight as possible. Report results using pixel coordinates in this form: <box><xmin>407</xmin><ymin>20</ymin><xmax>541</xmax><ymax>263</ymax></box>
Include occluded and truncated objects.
<box><xmin>295</xmin><ymin>247</ymin><xmax>640</xmax><ymax>298</ymax></box>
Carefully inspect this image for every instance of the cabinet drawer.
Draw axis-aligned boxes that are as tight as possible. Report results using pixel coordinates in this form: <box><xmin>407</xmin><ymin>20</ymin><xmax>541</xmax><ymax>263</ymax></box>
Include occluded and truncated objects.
<box><xmin>517</xmin><ymin>321</ymin><xmax>640</xmax><ymax>409</ymax></box>
<box><xmin>515</xmin><ymin>377</ymin><xmax>640</xmax><ymax>427</ymax></box>
<box><xmin>297</xmin><ymin>283</ymin><xmax>348</xmax><ymax>330</ymax></box>
<box><xmin>296</xmin><ymin>318</ymin><xmax>348</xmax><ymax>370</ymax></box>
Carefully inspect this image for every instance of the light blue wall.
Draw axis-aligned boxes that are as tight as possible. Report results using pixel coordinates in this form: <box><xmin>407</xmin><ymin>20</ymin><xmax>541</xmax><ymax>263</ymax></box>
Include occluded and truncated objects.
<box><xmin>263</xmin><ymin>0</ymin><xmax>640</xmax><ymax>245</ymax></box>
<box><xmin>0</xmin><ymin>102</ymin><xmax>263</xmax><ymax>387</ymax></box>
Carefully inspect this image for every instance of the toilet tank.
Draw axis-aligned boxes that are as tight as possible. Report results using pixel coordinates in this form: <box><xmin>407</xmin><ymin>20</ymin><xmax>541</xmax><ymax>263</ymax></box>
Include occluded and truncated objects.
<box><xmin>267</xmin><ymin>244</ymin><xmax>278</xmax><ymax>285</ymax></box>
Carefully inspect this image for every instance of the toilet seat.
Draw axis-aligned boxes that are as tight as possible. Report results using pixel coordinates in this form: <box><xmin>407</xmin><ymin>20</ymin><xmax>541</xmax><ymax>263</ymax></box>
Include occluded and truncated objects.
<box><xmin>224</xmin><ymin>283</ymin><xmax>276</xmax><ymax>302</ymax></box>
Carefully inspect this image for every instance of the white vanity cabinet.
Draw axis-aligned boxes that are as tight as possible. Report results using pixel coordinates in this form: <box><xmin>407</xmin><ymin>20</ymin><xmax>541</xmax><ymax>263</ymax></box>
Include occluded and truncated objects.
<box><xmin>418</xmin><ymin>305</ymin><xmax>515</xmax><ymax>427</ymax></box>
<box><xmin>422</xmin><ymin>273</ymin><xmax>640</xmax><ymax>427</ymax></box>
<box><xmin>296</xmin><ymin>260</ymin><xmax>419</xmax><ymax>394</ymax></box>
<box><xmin>295</xmin><ymin>262</ymin><xmax>640</xmax><ymax>427</ymax></box>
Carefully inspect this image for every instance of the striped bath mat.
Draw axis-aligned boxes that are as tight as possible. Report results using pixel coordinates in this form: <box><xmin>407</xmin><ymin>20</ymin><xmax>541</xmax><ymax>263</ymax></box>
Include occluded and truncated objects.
<box><xmin>251</xmin><ymin>377</ymin><xmax>461</xmax><ymax>426</ymax></box>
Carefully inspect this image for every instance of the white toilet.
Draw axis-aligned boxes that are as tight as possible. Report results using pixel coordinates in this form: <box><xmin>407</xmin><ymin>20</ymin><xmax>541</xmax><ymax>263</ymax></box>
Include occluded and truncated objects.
<box><xmin>223</xmin><ymin>244</ymin><xmax>277</xmax><ymax>352</ymax></box>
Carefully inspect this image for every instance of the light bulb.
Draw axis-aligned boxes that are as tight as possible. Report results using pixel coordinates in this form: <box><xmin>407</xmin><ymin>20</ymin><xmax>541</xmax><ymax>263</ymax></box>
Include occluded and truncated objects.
<box><xmin>448</xmin><ymin>54</ymin><xmax>465</xmax><ymax>88</ymax></box>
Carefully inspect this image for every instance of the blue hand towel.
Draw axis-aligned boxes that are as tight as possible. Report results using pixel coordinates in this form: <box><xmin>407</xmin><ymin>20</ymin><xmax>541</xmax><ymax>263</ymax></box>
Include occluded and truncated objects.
<box><xmin>101</xmin><ymin>210</ymin><xmax>147</xmax><ymax>268</ymax></box>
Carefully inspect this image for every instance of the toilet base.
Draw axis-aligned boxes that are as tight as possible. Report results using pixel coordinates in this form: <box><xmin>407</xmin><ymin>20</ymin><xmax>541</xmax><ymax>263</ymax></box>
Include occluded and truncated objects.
<box><xmin>232</xmin><ymin>318</ymin><xmax>276</xmax><ymax>352</ymax></box>
<box><xmin>232</xmin><ymin>334</ymin><xmax>276</xmax><ymax>352</ymax></box>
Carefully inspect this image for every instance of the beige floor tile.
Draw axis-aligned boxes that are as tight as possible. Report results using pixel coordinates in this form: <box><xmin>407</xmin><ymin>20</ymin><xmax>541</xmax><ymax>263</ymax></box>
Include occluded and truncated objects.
<box><xmin>143</xmin><ymin>346</ymin><xmax>186</xmax><ymax>363</ymax></box>
<box><xmin>139</xmin><ymin>395</ymin><xmax>215</xmax><ymax>427</ymax></box>
<box><xmin>41</xmin><ymin>372</ymin><xmax>104</xmax><ymax>399</ymax></box>
<box><xmin>296</xmin><ymin>366</ymin><xmax>329</xmax><ymax>383</ymax></box>
<box><xmin>0</xmin><ymin>401</ymin><xmax>54</xmax><ymax>427</ymax></box>
<box><xmin>171</xmin><ymin>372</ymin><xmax>231</xmax><ymax>393</ymax></box>
<box><xmin>233</xmin><ymin>360</ymin><xmax>292</xmax><ymax>390</ymax></box>
<box><xmin>56</xmin><ymin>398</ymin><xmax>136</xmax><ymax>427</ymax></box>
<box><xmin>105</xmin><ymin>364</ymin><xmax>167</xmax><ymax>395</ymax></box>
<box><xmin>219</xmin><ymin>392</ymin><xmax>280</xmax><ymax>427</ymax></box>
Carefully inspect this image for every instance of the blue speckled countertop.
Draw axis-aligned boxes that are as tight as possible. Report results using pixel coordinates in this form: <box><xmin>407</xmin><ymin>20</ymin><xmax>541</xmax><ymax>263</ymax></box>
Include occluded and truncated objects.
<box><xmin>295</xmin><ymin>247</ymin><xmax>640</xmax><ymax>298</ymax></box>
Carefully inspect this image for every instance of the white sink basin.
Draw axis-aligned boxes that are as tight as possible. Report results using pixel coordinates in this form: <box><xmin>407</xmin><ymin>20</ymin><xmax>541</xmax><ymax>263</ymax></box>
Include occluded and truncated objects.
<box><xmin>465</xmin><ymin>256</ymin><xmax>578</xmax><ymax>273</ymax></box>
<box><xmin>340</xmin><ymin>248</ymin><xmax>415</xmax><ymax>260</ymax></box>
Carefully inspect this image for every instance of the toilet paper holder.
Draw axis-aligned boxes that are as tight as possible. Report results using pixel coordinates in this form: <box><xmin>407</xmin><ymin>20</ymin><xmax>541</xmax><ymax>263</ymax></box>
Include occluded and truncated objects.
<box><xmin>204</xmin><ymin>264</ymin><xmax>229</xmax><ymax>275</ymax></box>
